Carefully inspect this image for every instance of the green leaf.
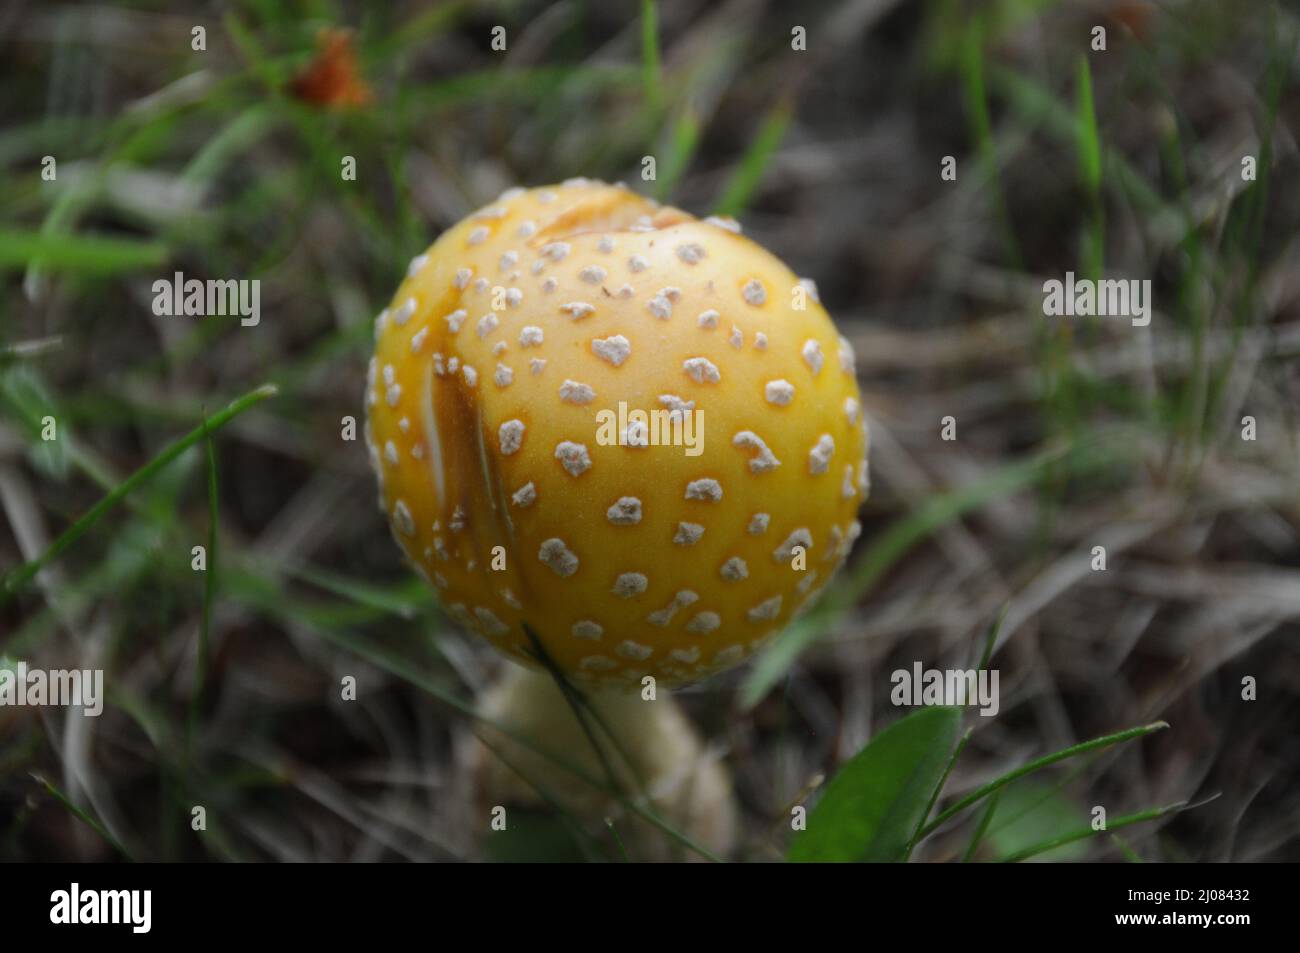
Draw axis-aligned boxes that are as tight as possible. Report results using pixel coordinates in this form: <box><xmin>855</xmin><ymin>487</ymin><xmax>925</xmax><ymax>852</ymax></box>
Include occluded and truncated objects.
<box><xmin>789</xmin><ymin>706</ymin><xmax>961</xmax><ymax>862</ymax></box>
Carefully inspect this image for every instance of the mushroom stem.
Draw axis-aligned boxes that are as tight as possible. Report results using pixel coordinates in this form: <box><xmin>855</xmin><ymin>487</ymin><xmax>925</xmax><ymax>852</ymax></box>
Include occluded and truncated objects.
<box><xmin>472</xmin><ymin>664</ymin><xmax>737</xmax><ymax>859</ymax></box>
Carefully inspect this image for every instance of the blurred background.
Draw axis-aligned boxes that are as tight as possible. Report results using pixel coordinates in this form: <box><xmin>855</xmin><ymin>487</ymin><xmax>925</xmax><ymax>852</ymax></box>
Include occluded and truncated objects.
<box><xmin>2</xmin><ymin>0</ymin><xmax>1299</xmax><ymax>862</ymax></box>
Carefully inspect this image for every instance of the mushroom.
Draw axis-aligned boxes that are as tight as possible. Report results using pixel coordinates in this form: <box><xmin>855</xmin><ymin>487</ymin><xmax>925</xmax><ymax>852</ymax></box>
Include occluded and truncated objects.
<box><xmin>365</xmin><ymin>180</ymin><xmax>868</xmax><ymax>856</ymax></box>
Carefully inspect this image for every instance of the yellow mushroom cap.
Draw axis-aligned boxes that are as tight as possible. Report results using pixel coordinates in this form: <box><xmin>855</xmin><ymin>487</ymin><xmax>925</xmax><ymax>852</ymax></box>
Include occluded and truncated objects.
<box><xmin>364</xmin><ymin>180</ymin><xmax>868</xmax><ymax>687</ymax></box>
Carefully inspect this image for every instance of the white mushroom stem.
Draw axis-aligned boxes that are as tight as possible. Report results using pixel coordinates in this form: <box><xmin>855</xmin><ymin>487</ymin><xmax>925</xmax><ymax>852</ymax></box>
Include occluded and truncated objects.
<box><xmin>471</xmin><ymin>664</ymin><xmax>737</xmax><ymax>859</ymax></box>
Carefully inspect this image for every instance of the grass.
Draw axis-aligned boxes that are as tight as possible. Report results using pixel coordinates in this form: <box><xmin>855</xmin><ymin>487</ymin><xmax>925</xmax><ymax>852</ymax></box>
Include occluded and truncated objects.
<box><xmin>999</xmin><ymin>801</ymin><xmax>1188</xmax><ymax>863</ymax></box>
<box><xmin>1</xmin><ymin>383</ymin><xmax>277</xmax><ymax>602</ymax></box>
<box><xmin>31</xmin><ymin>773</ymin><xmax>133</xmax><ymax>861</ymax></box>
<box><xmin>185</xmin><ymin>415</ymin><xmax>219</xmax><ymax>763</ymax></box>
<box><xmin>713</xmin><ymin>99</ymin><xmax>791</xmax><ymax>217</ymax></box>
<box><xmin>914</xmin><ymin>721</ymin><xmax>1170</xmax><ymax>841</ymax></box>
<box><xmin>741</xmin><ymin>433</ymin><xmax>1123</xmax><ymax>707</ymax></box>
<box><xmin>0</xmin><ymin>229</ymin><xmax>168</xmax><ymax>274</ymax></box>
<box><xmin>641</xmin><ymin>0</ymin><xmax>663</xmax><ymax>121</ymax></box>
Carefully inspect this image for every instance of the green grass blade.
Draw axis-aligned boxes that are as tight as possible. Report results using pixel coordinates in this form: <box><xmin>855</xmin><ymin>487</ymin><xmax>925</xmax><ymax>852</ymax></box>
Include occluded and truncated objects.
<box><xmin>655</xmin><ymin>106</ymin><xmax>701</xmax><ymax>201</ymax></box>
<box><xmin>473</xmin><ymin>730</ymin><xmax>608</xmax><ymax>863</ymax></box>
<box><xmin>284</xmin><ymin>563</ymin><xmax>435</xmax><ymax>619</ymax></box>
<box><xmin>1000</xmin><ymin>801</ymin><xmax>1187</xmax><ymax>863</ymax></box>
<box><xmin>713</xmin><ymin>100</ymin><xmax>791</xmax><ymax>217</ymax></box>
<box><xmin>641</xmin><ymin>0</ymin><xmax>663</xmax><ymax>120</ymax></box>
<box><xmin>0</xmin><ymin>228</ymin><xmax>167</xmax><ymax>275</ymax></box>
<box><xmin>187</xmin><ymin>415</ymin><xmax>219</xmax><ymax>761</ymax></box>
<box><xmin>1076</xmin><ymin>55</ymin><xmax>1104</xmax><ymax>281</ymax></box>
<box><xmin>521</xmin><ymin>624</ymin><xmax>627</xmax><ymax>801</ymax></box>
<box><xmin>960</xmin><ymin>789</ymin><xmax>1001</xmax><ymax>862</ymax></box>
<box><xmin>905</xmin><ymin>726</ymin><xmax>971</xmax><ymax>859</ymax></box>
<box><xmin>1</xmin><ymin>383</ymin><xmax>277</xmax><ymax>602</ymax></box>
<box><xmin>605</xmin><ymin>817</ymin><xmax>631</xmax><ymax>862</ymax></box>
<box><xmin>32</xmin><ymin>774</ymin><xmax>133</xmax><ymax>861</ymax></box>
<box><xmin>916</xmin><ymin>721</ymin><xmax>1169</xmax><ymax>840</ymax></box>
<box><xmin>1110</xmin><ymin>832</ymin><xmax>1144</xmax><ymax>862</ymax></box>
<box><xmin>959</xmin><ymin>16</ymin><xmax>1021</xmax><ymax>269</ymax></box>
<box><xmin>1075</xmin><ymin>56</ymin><xmax>1102</xmax><ymax>196</ymax></box>
<box><xmin>977</xmin><ymin>603</ymin><xmax>1008</xmax><ymax>671</ymax></box>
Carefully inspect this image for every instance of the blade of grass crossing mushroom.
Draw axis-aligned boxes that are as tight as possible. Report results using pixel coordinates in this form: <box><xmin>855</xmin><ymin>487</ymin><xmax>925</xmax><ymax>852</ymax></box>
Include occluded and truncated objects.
<box><xmin>713</xmin><ymin>99</ymin><xmax>791</xmax><ymax>218</ymax></box>
<box><xmin>512</xmin><ymin>630</ymin><xmax>721</xmax><ymax>862</ymax></box>
<box><xmin>1000</xmin><ymin>801</ymin><xmax>1188</xmax><ymax>863</ymax></box>
<box><xmin>915</xmin><ymin>721</ymin><xmax>1169</xmax><ymax>840</ymax></box>
<box><xmin>557</xmin><ymin>675</ymin><xmax>653</xmax><ymax>800</ymax></box>
<box><xmin>519</xmin><ymin>624</ymin><xmax>654</xmax><ymax>808</ymax></box>
<box><xmin>521</xmin><ymin>624</ymin><xmax>628</xmax><ymax>801</ymax></box>
<box><xmin>473</xmin><ymin>729</ymin><xmax>610</xmax><ymax>863</ymax></box>
<box><xmin>0</xmin><ymin>383</ymin><xmax>278</xmax><ymax>603</ymax></box>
